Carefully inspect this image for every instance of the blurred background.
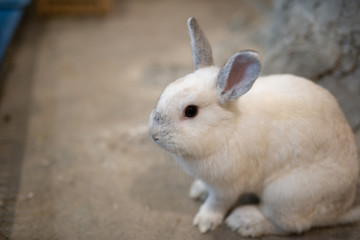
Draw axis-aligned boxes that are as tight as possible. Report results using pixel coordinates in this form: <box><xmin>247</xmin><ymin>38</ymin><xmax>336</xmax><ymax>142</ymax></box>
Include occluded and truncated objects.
<box><xmin>0</xmin><ymin>0</ymin><xmax>359</xmax><ymax>239</ymax></box>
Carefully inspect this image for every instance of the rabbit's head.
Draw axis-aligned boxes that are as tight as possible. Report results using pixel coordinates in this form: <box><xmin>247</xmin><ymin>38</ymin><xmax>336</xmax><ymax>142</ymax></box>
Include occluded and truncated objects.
<box><xmin>149</xmin><ymin>18</ymin><xmax>261</xmax><ymax>159</ymax></box>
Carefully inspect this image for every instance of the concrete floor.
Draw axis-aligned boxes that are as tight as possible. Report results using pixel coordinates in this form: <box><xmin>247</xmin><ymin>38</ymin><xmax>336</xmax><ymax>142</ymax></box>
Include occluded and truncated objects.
<box><xmin>0</xmin><ymin>0</ymin><xmax>360</xmax><ymax>239</ymax></box>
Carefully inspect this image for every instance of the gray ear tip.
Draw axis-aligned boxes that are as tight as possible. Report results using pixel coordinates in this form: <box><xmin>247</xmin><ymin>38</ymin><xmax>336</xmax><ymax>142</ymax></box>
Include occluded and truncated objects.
<box><xmin>234</xmin><ymin>50</ymin><xmax>261</xmax><ymax>66</ymax></box>
<box><xmin>187</xmin><ymin>17</ymin><xmax>197</xmax><ymax>29</ymax></box>
<box><xmin>237</xmin><ymin>50</ymin><xmax>260</xmax><ymax>59</ymax></box>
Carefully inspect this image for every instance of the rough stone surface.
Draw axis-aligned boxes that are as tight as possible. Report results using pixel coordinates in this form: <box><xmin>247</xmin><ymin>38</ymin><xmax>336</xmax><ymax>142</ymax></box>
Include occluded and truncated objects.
<box><xmin>263</xmin><ymin>0</ymin><xmax>360</xmax><ymax>143</ymax></box>
<box><xmin>0</xmin><ymin>0</ymin><xmax>359</xmax><ymax>240</ymax></box>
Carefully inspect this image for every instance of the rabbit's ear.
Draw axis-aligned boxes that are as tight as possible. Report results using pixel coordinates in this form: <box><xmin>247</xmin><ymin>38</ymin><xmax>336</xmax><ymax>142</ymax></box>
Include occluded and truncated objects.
<box><xmin>187</xmin><ymin>17</ymin><xmax>214</xmax><ymax>71</ymax></box>
<box><xmin>216</xmin><ymin>51</ymin><xmax>261</xmax><ymax>104</ymax></box>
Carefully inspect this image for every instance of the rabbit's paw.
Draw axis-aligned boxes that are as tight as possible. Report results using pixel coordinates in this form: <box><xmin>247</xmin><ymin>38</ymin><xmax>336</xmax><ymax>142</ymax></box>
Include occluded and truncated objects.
<box><xmin>193</xmin><ymin>208</ymin><xmax>224</xmax><ymax>233</ymax></box>
<box><xmin>189</xmin><ymin>179</ymin><xmax>208</xmax><ymax>201</ymax></box>
<box><xmin>226</xmin><ymin>206</ymin><xmax>273</xmax><ymax>237</ymax></box>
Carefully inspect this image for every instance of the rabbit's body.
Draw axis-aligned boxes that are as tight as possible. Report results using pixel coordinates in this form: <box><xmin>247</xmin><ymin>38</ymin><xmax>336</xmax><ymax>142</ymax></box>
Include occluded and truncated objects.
<box><xmin>176</xmin><ymin>71</ymin><xmax>358</xmax><ymax>186</ymax></box>
<box><xmin>149</xmin><ymin>18</ymin><xmax>359</xmax><ymax>237</ymax></box>
<box><xmin>171</xmin><ymin>68</ymin><xmax>358</xmax><ymax>236</ymax></box>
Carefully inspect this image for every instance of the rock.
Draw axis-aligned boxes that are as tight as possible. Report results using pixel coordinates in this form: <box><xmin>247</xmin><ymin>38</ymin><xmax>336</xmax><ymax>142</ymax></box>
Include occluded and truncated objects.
<box><xmin>263</xmin><ymin>0</ymin><xmax>360</xmax><ymax>134</ymax></box>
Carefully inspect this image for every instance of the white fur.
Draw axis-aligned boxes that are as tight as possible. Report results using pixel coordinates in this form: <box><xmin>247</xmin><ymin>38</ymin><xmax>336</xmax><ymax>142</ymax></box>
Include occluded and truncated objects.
<box><xmin>189</xmin><ymin>179</ymin><xmax>208</xmax><ymax>200</ymax></box>
<box><xmin>148</xmin><ymin>67</ymin><xmax>359</xmax><ymax>236</ymax></box>
<box><xmin>226</xmin><ymin>205</ymin><xmax>279</xmax><ymax>237</ymax></box>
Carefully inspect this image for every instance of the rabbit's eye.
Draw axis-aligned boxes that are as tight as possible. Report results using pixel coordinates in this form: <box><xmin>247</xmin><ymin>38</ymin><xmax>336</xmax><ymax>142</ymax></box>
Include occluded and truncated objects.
<box><xmin>184</xmin><ymin>105</ymin><xmax>198</xmax><ymax>118</ymax></box>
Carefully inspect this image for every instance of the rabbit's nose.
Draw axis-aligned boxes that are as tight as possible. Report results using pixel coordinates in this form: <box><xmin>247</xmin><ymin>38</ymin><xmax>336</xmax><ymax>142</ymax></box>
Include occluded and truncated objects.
<box><xmin>148</xmin><ymin>128</ymin><xmax>159</xmax><ymax>142</ymax></box>
<box><xmin>152</xmin><ymin>134</ymin><xmax>159</xmax><ymax>141</ymax></box>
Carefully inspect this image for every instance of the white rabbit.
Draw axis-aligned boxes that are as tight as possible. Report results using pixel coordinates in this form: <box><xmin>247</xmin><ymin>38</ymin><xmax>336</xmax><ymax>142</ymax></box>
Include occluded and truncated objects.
<box><xmin>148</xmin><ymin>17</ymin><xmax>360</xmax><ymax>237</ymax></box>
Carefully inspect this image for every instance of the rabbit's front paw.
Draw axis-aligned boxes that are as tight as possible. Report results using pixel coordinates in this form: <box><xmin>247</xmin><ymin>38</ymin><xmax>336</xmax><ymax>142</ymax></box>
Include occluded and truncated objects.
<box><xmin>193</xmin><ymin>207</ymin><xmax>224</xmax><ymax>233</ymax></box>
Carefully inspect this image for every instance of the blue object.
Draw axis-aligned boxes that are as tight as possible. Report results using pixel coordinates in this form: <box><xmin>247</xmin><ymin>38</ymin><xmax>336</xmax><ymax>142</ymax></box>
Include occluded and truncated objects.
<box><xmin>0</xmin><ymin>0</ymin><xmax>31</xmax><ymax>64</ymax></box>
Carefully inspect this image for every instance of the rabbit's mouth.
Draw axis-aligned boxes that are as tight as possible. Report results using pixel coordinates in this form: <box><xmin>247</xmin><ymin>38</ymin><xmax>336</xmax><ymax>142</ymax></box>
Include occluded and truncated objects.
<box><xmin>149</xmin><ymin>128</ymin><xmax>170</xmax><ymax>150</ymax></box>
<box><xmin>149</xmin><ymin>129</ymin><xmax>182</xmax><ymax>154</ymax></box>
<box><xmin>149</xmin><ymin>133</ymin><xmax>165</xmax><ymax>149</ymax></box>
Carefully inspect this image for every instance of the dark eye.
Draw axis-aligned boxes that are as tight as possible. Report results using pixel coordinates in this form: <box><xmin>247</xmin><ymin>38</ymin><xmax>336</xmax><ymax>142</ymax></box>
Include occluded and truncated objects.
<box><xmin>184</xmin><ymin>105</ymin><xmax>198</xmax><ymax>118</ymax></box>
